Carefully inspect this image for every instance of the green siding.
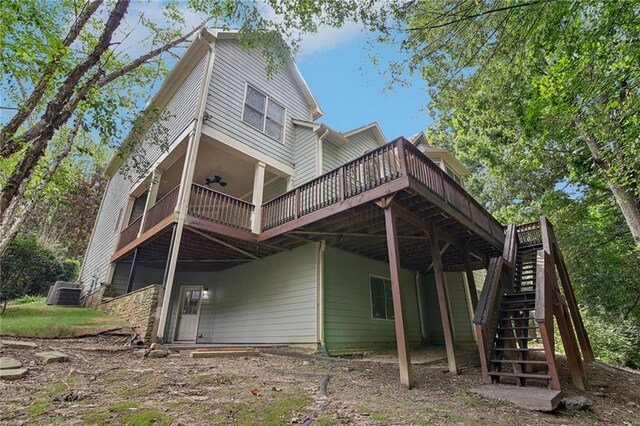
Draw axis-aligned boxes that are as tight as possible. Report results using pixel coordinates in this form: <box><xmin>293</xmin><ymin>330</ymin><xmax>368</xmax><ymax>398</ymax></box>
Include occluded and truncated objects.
<box><xmin>323</xmin><ymin>246</ymin><xmax>422</xmax><ymax>349</ymax></box>
<box><xmin>421</xmin><ymin>271</ymin><xmax>475</xmax><ymax>344</ymax></box>
<box><xmin>167</xmin><ymin>243</ymin><xmax>318</xmax><ymax>344</ymax></box>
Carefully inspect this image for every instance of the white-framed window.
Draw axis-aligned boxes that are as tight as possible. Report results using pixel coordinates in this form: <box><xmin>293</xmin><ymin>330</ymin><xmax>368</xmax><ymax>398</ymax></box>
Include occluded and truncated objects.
<box><xmin>242</xmin><ymin>84</ymin><xmax>286</xmax><ymax>143</ymax></box>
<box><xmin>370</xmin><ymin>275</ymin><xmax>394</xmax><ymax>320</ymax></box>
<box><xmin>445</xmin><ymin>165</ymin><xmax>463</xmax><ymax>186</ymax></box>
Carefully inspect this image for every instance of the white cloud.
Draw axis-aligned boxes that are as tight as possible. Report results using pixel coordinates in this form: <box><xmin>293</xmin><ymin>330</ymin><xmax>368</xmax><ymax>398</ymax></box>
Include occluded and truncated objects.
<box><xmin>298</xmin><ymin>21</ymin><xmax>363</xmax><ymax>57</ymax></box>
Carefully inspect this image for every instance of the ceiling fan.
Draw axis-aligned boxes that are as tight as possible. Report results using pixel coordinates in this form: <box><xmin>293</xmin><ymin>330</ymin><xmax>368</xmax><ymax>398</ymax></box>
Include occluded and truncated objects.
<box><xmin>205</xmin><ymin>175</ymin><xmax>228</xmax><ymax>187</ymax></box>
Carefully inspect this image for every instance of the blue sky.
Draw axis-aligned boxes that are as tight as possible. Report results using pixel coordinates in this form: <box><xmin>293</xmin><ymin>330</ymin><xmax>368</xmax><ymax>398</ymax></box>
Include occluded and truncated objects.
<box><xmin>296</xmin><ymin>32</ymin><xmax>433</xmax><ymax>141</ymax></box>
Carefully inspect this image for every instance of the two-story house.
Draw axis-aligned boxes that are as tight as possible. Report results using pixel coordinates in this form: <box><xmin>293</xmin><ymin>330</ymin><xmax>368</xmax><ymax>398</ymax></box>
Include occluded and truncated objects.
<box><xmin>80</xmin><ymin>28</ymin><xmax>592</xmax><ymax>390</ymax></box>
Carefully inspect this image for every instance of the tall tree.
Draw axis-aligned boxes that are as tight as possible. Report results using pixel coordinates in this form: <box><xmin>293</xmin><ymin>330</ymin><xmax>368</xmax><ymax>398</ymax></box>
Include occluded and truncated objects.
<box><xmin>0</xmin><ymin>0</ymin><xmax>363</xmax><ymax>255</ymax></box>
<box><xmin>377</xmin><ymin>0</ymin><xmax>640</xmax><ymax>246</ymax></box>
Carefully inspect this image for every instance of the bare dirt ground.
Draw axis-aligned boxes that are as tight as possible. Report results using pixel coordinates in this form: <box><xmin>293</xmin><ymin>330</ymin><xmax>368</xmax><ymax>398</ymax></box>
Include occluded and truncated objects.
<box><xmin>1</xmin><ymin>334</ymin><xmax>639</xmax><ymax>425</ymax></box>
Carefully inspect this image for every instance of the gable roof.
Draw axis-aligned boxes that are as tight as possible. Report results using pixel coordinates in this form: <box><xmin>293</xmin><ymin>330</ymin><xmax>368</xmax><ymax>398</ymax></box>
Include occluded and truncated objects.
<box><xmin>209</xmin><ymin>28</ymin><xmax>323</xmax><ymax>120</ymax></box>
<box><xmin>408</xmin><ymin>131</ymin><xmax>470</xmax><ymax>178</ymax></box>
<box><xmin>344</xmin><ymin>122</ymin><xmax>387</xmax><ymax>146</ymax></box>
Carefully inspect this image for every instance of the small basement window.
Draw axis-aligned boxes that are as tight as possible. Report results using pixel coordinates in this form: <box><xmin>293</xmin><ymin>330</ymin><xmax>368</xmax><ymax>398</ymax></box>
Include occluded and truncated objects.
<box><xmin>370</xmin><ymin>276</ymin><xmax>394</xmax><ymax>320</ymax></box>
<box><xmin>242</xmin><ymin>84</ymin><xmax>285</xmax><ymax>142</ymax></box>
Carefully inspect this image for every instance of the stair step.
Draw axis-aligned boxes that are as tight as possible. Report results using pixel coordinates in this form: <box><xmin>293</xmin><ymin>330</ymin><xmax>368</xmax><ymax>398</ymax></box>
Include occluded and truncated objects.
<box><xmin>497</xmin><ymin>326</ymin><xmax>539</xmax><ymax>330</ymax></box>
<box><xmin>501</xmin><ymin>307</ymin><xmax>535</xmax><ymax>312</ymax></box>
<box><xmin>496</xmin><ymin>336</ymin><xmax>541</xmax><ymax>341</ymax></box>
<box><xmin>502</xmin><ymin>299</ymin><xmax>535</xmax><ymax>306</ymax></box>
<box><xmin>493</xmin><ymin>347</ymin><xmax>545</xmax><ymax>352</ymax></box>
<box><xmin>506</xmin><ymin>291</ymin><xmax>536</xmax><ymax>297</ymax></box>
<box><xmin>489</xmin><ymin>372</ymin><xmax>551</xmax><ymax>380</ymax></box>
<box><xmin>489</xmin><ymin>359</ymin><xmax>548</xmax><ymax>365</ymax></box>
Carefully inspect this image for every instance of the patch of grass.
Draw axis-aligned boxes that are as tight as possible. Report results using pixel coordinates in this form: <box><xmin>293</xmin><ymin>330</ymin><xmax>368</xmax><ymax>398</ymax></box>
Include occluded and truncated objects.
<box><xmin>0</xmin><ymin>301</ymin><xmax>127</xmax><ymax>338</ymax></box>
<box><xmin>454</xmin><ymin>387</ymin><xmax>484</xmax><ymax>408</ymax></box>
<box><xmin>232</xmin><ymin>387</ymin><xmax>310</xmax><ymax>426</ymax></box>
<box><xmin>370</xmin><ymin>412</ymin><xmax>391</xmax><ymax>424</ymax></box>
<box><xmin>356</xmin><ymin>406</ymin><xmax>390</xmax><ymax>424</ymax></box>
<box><xmin>27</xmin><ymin>400</ymin><xmax>51</xmax><ymax>417</ymax></box>
<box><xmin>84</xmin><ymin>401</ymin><xmax>171</xmax><ymax>426</ymax></box>
<box><xmin>313</xmin><ymin>416</ymin><xmax>340</xmax><ymax>426</ymax></box>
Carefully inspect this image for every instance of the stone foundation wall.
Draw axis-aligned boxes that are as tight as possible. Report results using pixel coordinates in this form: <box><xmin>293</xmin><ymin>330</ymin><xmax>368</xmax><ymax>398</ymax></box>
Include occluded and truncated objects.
<box><xmin>99</xmin><ymin>284</ymin><xmax>164</xmax><ymax>343</ymax></box>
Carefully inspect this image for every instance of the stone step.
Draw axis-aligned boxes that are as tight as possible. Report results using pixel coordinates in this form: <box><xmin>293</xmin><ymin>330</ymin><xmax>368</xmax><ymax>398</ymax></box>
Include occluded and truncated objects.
<box><xmin>0</xmin><ymin>357</ymin><xmax>22</xmax><ymax>370</ymax></box>
<box><xmin>191</xmin><ymin>349</ymin><xmax>259</xmax><ymax>359</ymax></box>
<box><xmin>0</xmin><ymin>368</ymin><xmax>28</xmax><ymax>381</ymax></box>
<box><xmin>0</xmin><ymin>340</ymin><xmax>38</xmax><ymax>349</ymax></box>
<box><xmin>36</xmin><ymin>351</ymin><xmax>69</xmax><ymax>364</ymax></box>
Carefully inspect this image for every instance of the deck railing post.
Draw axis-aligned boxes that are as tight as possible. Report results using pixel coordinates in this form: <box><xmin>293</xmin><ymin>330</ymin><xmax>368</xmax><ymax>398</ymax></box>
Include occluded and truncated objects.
<box><xmin>338</xmin><ymin>166</ymin><xmax>345</xmax><ymax>201</ymax></box>
<box><xmin>294</xmin><ymin>188</ymin><xmax>301</xmax><ymax>220</ymax></box>
<box><xmin>396</xmin><ymin>138</ymin><xmax>408</xmax><ymax>177</ymax></box>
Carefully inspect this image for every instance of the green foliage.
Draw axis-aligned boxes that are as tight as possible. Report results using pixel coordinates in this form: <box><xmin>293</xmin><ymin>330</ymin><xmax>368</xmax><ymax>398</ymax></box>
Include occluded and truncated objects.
<box><xmin>367</xmin><ymin>0</ymin><xmax>640</xmax><ymax>366</ymax></box>
<box><xmin>9</xmin><ymin>294</ymin><xmax>46</xmax><ymax>305</ymax></box>
<box><xmin>1</xmin><ymin>301</ymin><xmax>127</xmax><ymax>338</ymax></box>
<box><xmin>583</xmin><ymin>308</ymin><xmax>640</xmax><ymax>369</ymax></box>
<box><xmin>0</xmin><ymin>235</ymin><xmax>63</xmax><ymax>301</ymax></box>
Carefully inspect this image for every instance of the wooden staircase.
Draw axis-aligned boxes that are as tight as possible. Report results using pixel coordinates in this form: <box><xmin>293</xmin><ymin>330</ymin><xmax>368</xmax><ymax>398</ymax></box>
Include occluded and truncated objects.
<box><xmin>474</xmin><ymin>217</ymin><xmax>594</xmax><ymax>391</ymax></box>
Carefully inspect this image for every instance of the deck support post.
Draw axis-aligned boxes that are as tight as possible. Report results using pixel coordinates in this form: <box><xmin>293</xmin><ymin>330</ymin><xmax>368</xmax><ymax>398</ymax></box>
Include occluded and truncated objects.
<box><xmin>429</xmin><ymin>226</ymin><xmax>459</xmax><ymax>374</ymax></box>
<box><xmin>462</xmin><ymin>247</ymin><xmax>479</xmax><ymax>312</ymax></box>
<box><xmin>251</xmin><ymin>161</ymin><xmax>266</xmax><ymax>234</ymax></box>
<box><xmin>383</xmin><ymin>205</ymin><xmax>414</xmax><ymax>388</ymax></box>
<box><xmin>126</xmin><ymin>248</ymin><xmax>140</xmax><ymax>293</ymax></box>
<box><xmin>156</xmin><ymin>36</ymin><xmax>216</xmax><ymax>342</ymax></box>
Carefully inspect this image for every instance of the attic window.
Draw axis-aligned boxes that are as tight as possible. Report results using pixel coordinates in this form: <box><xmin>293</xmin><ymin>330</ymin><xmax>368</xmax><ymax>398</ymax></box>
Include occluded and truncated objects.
<box><xmin>242</xmin><ymin>84</ymin><xmax>285</xmax><ymax>142</ymax></box>
<box><xmin>445</xmin><ymin>165</ymin><xmax>463</xmax><ymax>186</ymax></box>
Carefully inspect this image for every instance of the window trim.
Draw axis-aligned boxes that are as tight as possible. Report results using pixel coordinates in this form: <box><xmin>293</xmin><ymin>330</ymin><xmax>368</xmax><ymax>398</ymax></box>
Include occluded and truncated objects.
<box><xmin>241</xmin><ymin>83</ymin><xmax>287</xmax><ymax>144</ymax></box>
<box><xmin>369</xmin><ymin>274</ymin><xmax>395</xmax><ymax>321</ymax></box>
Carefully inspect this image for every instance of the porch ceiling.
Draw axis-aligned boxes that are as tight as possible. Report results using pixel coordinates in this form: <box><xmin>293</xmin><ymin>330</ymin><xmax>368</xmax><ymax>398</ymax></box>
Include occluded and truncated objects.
<box><xmin>119</xmin><ymin>227</ymin><xmax>285</xmax><ymax>272</ymax></box>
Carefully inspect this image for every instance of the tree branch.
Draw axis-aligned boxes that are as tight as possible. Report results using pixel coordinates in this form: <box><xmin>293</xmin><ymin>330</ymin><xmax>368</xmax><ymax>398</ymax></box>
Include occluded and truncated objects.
<box><xmin>2</xmin><ymin>0</ymin><xmax>128</xmax><ymax>156</ymax></box>
<box><xmin>0</xmin><ymin>0</ymin><xmax>104</xmax><ymax>156</ymax></box>
<box><xmin>96</xmin><ymin>24</ymin><xmax>202</xmax><ymax>88</ymax></box>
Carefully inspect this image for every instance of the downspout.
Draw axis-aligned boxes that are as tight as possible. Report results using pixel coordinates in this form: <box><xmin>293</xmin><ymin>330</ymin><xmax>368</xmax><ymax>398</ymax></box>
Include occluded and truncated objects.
<box><xmin>156</xmin><ymin>32</ymin><xmax>216</xmax><ymax>342</ymax></box>
<box><xmin>415</xmin><ymin>271</ymin><xmax>426</xmax><ymax>342</ymax></box>
<box><xmin>317</xmin><ymin>240</ymin><xmax>327</xmax><ymax>354</ymax></box>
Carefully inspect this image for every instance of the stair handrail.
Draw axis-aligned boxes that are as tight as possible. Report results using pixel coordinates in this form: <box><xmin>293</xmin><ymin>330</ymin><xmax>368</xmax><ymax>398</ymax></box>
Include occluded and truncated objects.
<box><xmin>473</xmin><ymin>225</ymin><xmax>517</xmax><ymax>383</ymax></box>
<box><xmin>539</xmin><ymin>216</ymin><xmax>594</xmax><ymax>363</ymax></box>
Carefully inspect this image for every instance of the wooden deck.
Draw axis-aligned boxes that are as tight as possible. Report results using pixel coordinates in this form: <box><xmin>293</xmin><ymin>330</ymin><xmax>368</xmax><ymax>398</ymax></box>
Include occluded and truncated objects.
<box><xmin>112</xmin><ymin>137</ymin><xmax>505</xmax><ymax>271</ymax></box>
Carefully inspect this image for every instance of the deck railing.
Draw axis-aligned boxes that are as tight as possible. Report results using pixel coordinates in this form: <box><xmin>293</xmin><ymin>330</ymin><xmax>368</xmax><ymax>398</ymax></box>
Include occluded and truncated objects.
<box><xmin>188</xmin><ymin>183</ymin><xmax>254</xmax><ymax>231</ymax></box>
<box><xmin>262</xmin><ymin>137</ymin><xmax>504</xmax><ymax>244</ymax></box>
<box><xmin>117</xmin><ymin>215</ymin><xmax>142</xmax><ymax>250</ymax></box>
<box><xmin>142</xmin><ymin>185</ymin><xmax>179</xmax><ymax>232</ymax></box>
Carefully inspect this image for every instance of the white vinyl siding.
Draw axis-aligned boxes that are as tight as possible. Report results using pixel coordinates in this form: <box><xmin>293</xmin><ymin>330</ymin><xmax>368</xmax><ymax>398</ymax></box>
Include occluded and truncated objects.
<box><xmin>167</xmin><ymin>244</ymin><xmax>318</xmax><ymax>344</ymax></box>
<box><xmin>293</xmin><ymin>125</ymin><xmax>318</xmax><ymax>186</ymax></box>
<box><xmin>323</xmin><ymin>246</ymin><xmax>422</xmax><ymax>349</ymax></box>
<box><xmin>323</xmin><ymin>128</ymin><xmax>381</xmax><ymax>173</ymax></box>
<box><xmin>80</xmin><ymin>53</ymin><xmax>208</xmax><ymax>294</ymax></box>
<box><xmin>205</xmin><ymin>39</ymin><xmax>311</xmax><ymax>167</ymax></box>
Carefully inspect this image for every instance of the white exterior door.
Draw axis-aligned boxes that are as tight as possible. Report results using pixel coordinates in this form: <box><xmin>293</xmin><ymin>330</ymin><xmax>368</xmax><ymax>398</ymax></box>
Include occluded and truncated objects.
<box><xmin>175</xmin><ymin>286</ymin><xmax>202</xmax><ymax>342</ymax></box>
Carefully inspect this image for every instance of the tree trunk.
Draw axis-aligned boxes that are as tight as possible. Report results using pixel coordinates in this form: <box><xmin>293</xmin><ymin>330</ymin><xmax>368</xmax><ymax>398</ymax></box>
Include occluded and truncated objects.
<box><xmin>582</xmin><ymin>130</ymin><xmax>640</xmax><ymax>247</ymax></box>
<box><xmin>608</xmin><ymin>181</ymin><xmax>640</xmax><ymax>247</ymax></box>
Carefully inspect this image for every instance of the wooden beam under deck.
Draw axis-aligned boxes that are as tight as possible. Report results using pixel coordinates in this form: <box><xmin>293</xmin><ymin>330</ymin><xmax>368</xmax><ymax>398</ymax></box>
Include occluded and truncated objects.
<box><xmin>383</xmin><ymin>204</ymin><xmax>414</xmax><ymax>388</ymax></box>
<box><xmin>112</xmin><ymin>214</ymin><xmax>175</xmax><ymax>262</ymax></box>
